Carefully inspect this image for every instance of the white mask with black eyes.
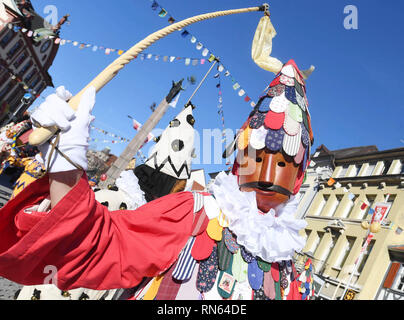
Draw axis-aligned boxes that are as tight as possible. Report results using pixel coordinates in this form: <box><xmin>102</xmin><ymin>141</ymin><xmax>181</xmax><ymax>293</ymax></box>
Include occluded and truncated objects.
<box><xmin>145</xmin><ymin>105</ymin><xmax>195</xmax><ymax>180</ymax></box>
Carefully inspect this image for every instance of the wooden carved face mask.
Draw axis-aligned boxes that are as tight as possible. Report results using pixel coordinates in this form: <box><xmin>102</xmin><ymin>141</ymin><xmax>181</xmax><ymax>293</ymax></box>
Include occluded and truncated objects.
<box><xmin>237</xmin><ymin>147</ymin><xmax>300</xmax><ymax>213</ymax></box>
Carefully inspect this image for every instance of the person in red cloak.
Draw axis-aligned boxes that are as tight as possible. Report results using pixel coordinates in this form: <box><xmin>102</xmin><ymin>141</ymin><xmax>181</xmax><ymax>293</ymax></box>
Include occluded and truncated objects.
<box><xmin>0</xmin><ymin>59</ymin><xmax>314</xmax><ymax>300</ymax></box>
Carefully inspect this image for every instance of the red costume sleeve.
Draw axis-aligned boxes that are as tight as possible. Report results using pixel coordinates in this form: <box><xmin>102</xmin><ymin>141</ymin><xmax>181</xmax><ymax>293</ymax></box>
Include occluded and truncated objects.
<box><xmin>0</xmin><ymin>172</ymin><xmax>195</xmax><ymax>291</ymax></box>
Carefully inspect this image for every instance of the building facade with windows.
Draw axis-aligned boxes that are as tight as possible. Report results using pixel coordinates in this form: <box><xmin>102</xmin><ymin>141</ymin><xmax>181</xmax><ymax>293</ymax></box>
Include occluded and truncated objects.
<box><xmin>297</xmin><ymin>146</ymin><xmax>404</xmax><ymax>300</ymax></box>
<box><xmin>375</xmin><ymin>245</ymin><xmax>404</xmax><ymax>300</ymax></box>
<box><xmin>0</xmin><ymin>0</ymin><xmax>67</xmax><ymax>125</ymax></box>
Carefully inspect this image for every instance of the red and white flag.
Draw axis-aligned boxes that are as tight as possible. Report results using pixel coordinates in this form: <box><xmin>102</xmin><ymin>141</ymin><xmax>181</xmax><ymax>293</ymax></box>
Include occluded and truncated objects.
<box><xmin>132</xmin><ymin>119</ymin><xmax>155</xmax><ymax>146</ymax></box>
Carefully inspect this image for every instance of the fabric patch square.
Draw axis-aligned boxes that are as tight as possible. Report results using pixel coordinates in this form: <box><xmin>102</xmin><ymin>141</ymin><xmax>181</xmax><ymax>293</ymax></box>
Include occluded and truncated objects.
<box><xmin>257</xmin><ymin>259</ymin><xmax>271</xmax><ymax>272</ymax></box>
<box><xmin>249</xmin><ymin>127</ymin><xmax>267</xmax><ymax>150</ymax></box>
<box><xmin>269</xmin><ymin>93</ymin><xmax>288</xmax><ymax>113</ymax></box>
<box><xmin>257</xmin><ymin>98</ymin><xmax>271</xmax><ymax>113</ymax></box>
<box><xmin>224</xmin><ymin>228</ymin><xmax>239</xmax><ymax>254</ymax></box>
<box><xmin>173</xmin><ymin>237</ymin><xmax>197</xmax><ymax>281</ymax></box>
<box><xmin>218</xmin><ymin>272</ymin><xmax>236</xmax><ymax>295</ymax></box>
<box><xmin>232</xmin><ymin>250</ymin><xmax>248</xmax><ymax>283</ymax></box>
<box><xmin>283</xmin><ymin>112</ymin><xmax>301</xmax><ymax>136</ymax></box>
<box><xmin>265</xmin><ymin>127</ymin><xmax>285</xmax><ymax>152</ymax></box>
<box><xmin>295</xmin><ymin>91</ymin><xmax>307</xmax><ymax>111</ymax></box>
<box><xmin>281</xmin><ymin>64</ymin><xmax>295</xmax><ymax>78</ymax></box>
<box><xmin>191</xmin><ymin>208</ymin><xmax>209</xmax><ymax>237</ymax></box>
<box><xmin>285</xmin><ymin>86</ymin><xmax>298</xmax><ymax>105</ymax></box>
<box><xmin>193</xmin><ymin>192</ymin><xmax>204</xmax><ymax>213</ymax></box>
<box><xmin>192</xmin><ymin>231</ymin><xmax>215</xmax><ymax>261</ymax></box>
<box><xmin>294</xmin><ymin>79</ymin><xmax>305</xmax><ymax>97</ymax></box>
<box><xmin>294</xmin><ymin>142</ymin><xmax>306</xmax><ymax>165</ymax></box>
<box><xmin>249</xmin><ymin>112</ymin><xmax>266</xmax><ymax>129</ymax></box>
<box><xmin>283</xmin><ymin>127</ymin><xmax>302</xmax><ymax>157</ymax></box>
<box><xmin>302</xmin><ymin>111</ymin><xmax>310</xmax><ymax>133</ymax></box>
<box><xmin>206</xmin><ymin>218</ymin><xmax>223</xmax><ymax>242</ymax></box>
<box><xmin>240</xmin><ymin>246</ymin><xmax>254</xmax><ymax>263</ymax></box>
<box><xmin>294</xmin><ymin>68</ymin><xmax>305</xmax><ymax>86</ymax></box>
<box><xmin>267</xmin><ymin>84</ymin><xmax>285</xmax><ymax>98</ymax></box>
<box><xmin>288</xmin><ymin>102</ymin><xmax>303</xmax><ymax>122</ymax></box>
<box><xmin>217</xmin><ymin>233</ymin><xmax>233</xmax><ymax>271</ymax></box>
<box><xmin>217</xmin><ymin>211</ymin><xmax>230</xmax><ymax>228</ymax></box>
<box><xmin>265</xmin><ymin>111</ymin><xmax>285</xmax><ymax>130</ymax></box>
<box><xmin>196</xmin><ymin>246</ymin><xmax>219</xmax><ymax>293</ymax></box>
<box><xmin>237</xmin><ymin>127</ymin><xmax>252</xmax><ymax>151</ymax></box>
<box><xmin>271</xmin><ymin>262</ymin><xmax>280</xmax><ymax>282</ymax></box>
<box><xmin>253</xmin><ymin>288</ymin><xmax>270</xmax><ymax>300</ymax></box>
<box><xmin>248</xmin><ymin>259</ymin><xmax>264</xmax><ymax>290</ymax></box>
<box><xmin>280</xmin><ymin>74</ymin><xmax>295</xmax><ymax>87</ymax></box>
<box><xmin>301</xmin><ymin>125</ymin><xmax>310</xmax><ymax>147</ymax></box>
<box><xmin>269</xmin><ymin>76</ymin><xmax>281</xmax><ymax>87</ymax></box>
<box><xmin>263</xmin><ymin>270</ymin><xmax>276</xmax><ymax>300</ymax></box>
<box><xmin>155</xmin><ymin>262</ymin><xmax>182</xmax><ymax>300</ymax></box>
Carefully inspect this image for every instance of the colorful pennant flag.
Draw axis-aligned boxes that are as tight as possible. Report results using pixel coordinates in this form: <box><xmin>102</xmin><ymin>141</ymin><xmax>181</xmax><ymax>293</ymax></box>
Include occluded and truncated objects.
<box><xmin>327</xmin><ymin>178</ymin><xmax>336</xmax><ymax>186</ymax></box>
<box><xmin>158</xmin><ymin>9</ymin><xmax>168</xmax><ymax>17</ymax></box>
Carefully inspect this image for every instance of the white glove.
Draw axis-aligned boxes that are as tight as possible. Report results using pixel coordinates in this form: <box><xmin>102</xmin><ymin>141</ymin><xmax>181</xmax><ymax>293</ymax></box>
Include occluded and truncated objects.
<box><xmin>31</xmin><ymin>86</ymin><xmax>96</xmax><ymax>173</ymax></box>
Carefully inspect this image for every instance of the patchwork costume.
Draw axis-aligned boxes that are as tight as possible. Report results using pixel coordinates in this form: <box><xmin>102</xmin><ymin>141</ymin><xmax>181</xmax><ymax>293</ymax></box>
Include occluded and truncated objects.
<box><xmin>129</xmin><ymin>60</ymin><xmax>315</xmax><ymax>300</ymax></box>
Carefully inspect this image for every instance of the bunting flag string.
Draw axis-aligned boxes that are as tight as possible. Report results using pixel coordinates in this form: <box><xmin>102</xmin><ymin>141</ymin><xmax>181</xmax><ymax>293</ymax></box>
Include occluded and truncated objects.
<box><xmin>90</xmin><ymin>125</ymin><xmax>131</xmax><ymax>143</ymax></box>
<box><xmin>89</xmin><ymin>137</ymin><xmax>128</xmax><ymax>144</ymax></box>
<box><xmin>214</xmin><ymin>70</ymin><xmax>230</xmax><ymax>166</ymax></box>
<box><xmin>2</xmin><ymin>20</ymin><xmax>239</xmax><ymax>67</ymax></box>
<box><xmin>90</xmin><ymin>123</ymin><xmax>148</xmax><ymax>163</ymax></box>
<box><xmin>148</xmin><ymin>0</ymin><xmax>257</xmax><ymax>108</ymax></box>
<box><xmin>215</xmin><ymin>71</ymin><xmax>226</xmax><ymax>144</ymax></box>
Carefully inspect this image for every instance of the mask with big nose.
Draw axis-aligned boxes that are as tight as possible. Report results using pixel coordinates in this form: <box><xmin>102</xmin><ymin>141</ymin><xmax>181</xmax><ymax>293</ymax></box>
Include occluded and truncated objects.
<box><xmin>237</xmin><ymin>147</ymin><xmax>300</xmax><ymax>213</ymax></box>
<box><xmin>224</xmin><ymin>60</ymin><xmax>314</xmax><ymax>213</ymax></box>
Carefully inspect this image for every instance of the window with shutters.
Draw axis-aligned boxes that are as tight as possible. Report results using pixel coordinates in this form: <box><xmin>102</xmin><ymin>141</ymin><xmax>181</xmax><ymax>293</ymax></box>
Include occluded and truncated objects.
<box><xmin>13</xmin><ymin>50</ymin><xmax>28</xmax><ymax>69</ymax></box>
<box><xmin>366</xmin><ymin>162</ymin><xmax>377</xmax><ymax>176</ymax></box>
<box><xmin>383</xmin><ymin>262</ymin><xmax>401</xmax><ymax>289</ymax></box>
<box><xmin>327</xmin><ymin>195</ymin><xmax>343</xmax><ymax>217</ymax></box>
<box><xmin>382</xmin><ymin>161</ymin><xmax>392</xmax><ymax>175</ymax></box>
<box><xmin>312</xmin><ymin>195</ymin><xmax>329</xmax><ymax>216</ymax></box>
<box><xmin>342</xmin><ymin>194</ymin><xmax>358</xmax><ymax>219</ymax></box>
<box><xmin>24</xmin><ymin>68</ymin><xmax>37</xmax><ymax>83</ymax></box>
<box><xmin>0</xmin><ymin>81</ymin><xmax>13</xmax><ymax>99</ymax></box>
<box><xmin>317</xmin><ymin>231</ymin><xmax>340</xmax><ymax>274</ymax></box>
<box><xmin>360</xmin><ymin>195</ymin><xmax>376</xmax><ymax>220</ymax></box>
<box><xmin>0</xmin><ymin>29</ymin><xmax>15</xmax><ymax>48</ymax></box>
<box><xmin>18</xmin><ymin>60</ymin><xmax>33</xmax><ymax>77</ymax></box>
<box><xmin>310</xmin><ymin>231</ymin><xmax>324</xmax><ymax>257</ymax></box>
<box><xmin>395</xmin><ymin>265</ymin><xmax>404</xmax><ymax>292</ymax></box>
<box><xmin>7</xmin><ymin>39</ymin><xmax>23</xmax><ymax>59</ymax></box>
<box><xmin>338</xmin><ymin>165</ymin><xmax>349</xmax><ymax>178</ymax></box>
<box><xmin>334</xmin><ymin>236</ymin><xmax>356</xmax><ymax>269</ymax></box>
<box><xmin>29</xmin><ymin>76</ymin><xmax>40</xmax><ymax>89</ymax></box>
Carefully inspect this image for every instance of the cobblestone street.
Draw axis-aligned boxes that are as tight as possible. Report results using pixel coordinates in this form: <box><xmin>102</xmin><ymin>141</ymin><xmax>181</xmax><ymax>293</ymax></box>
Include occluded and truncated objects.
<box><xmin>0</xmin><ymin>278</ymin><xmax>22</xmax><ymax>301</ymax></box>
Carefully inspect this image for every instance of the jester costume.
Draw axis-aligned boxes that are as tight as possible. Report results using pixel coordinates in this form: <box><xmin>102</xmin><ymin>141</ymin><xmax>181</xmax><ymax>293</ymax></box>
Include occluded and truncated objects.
<box><xmin>0</xmin><ymin>60</ymin><xmax>315</xmax><ymax>300</ymax></box>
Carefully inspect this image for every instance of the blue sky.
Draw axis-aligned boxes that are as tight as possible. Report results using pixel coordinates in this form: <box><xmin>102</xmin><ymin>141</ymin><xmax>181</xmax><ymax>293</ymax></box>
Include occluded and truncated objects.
<box><xmin>29</xmin><ymin>0</ymin><xmax>404</xmax><ymax>176</ymax></box>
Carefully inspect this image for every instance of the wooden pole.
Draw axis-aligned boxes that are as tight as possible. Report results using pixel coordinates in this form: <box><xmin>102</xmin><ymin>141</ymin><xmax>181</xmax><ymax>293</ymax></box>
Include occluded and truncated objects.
<box><xmin>98</xmin><ymin>80</ymin><xmax>183</xmax><ymax>189</ymax></box>
<box><xmin>99</xmin><ymin>59</ymin><xmax>219</xmax><ymax>188</ymax></box>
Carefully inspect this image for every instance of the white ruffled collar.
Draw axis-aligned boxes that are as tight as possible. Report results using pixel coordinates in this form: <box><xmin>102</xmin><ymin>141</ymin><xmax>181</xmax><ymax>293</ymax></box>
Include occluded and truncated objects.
<box><xmin>208</xmin><ymin>171</ymin><xmax>307</xmax><ymax>263</ymax></box>
<box><xmin>115</xmin><ymin>170</ymin><xmax>147</xmax><ymax>209</ymax></box>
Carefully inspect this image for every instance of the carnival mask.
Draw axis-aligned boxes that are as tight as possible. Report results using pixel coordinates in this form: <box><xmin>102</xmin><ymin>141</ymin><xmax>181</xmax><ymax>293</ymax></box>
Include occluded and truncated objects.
<box><xmin>225</xmin><ymin>60</ymin><xmax>314</xmax><ymax>213</ymax></box>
